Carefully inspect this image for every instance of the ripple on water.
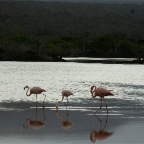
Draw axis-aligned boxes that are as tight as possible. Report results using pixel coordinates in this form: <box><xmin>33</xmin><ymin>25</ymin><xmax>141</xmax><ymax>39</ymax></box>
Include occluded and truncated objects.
<box><xmin>0</xmin><ymin>62</ymin><xmax>144</xmax><ymax>115</ymax></box>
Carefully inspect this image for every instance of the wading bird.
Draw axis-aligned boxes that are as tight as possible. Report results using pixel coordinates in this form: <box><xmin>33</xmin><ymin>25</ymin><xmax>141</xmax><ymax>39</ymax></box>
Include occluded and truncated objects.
<box><xmin>90</xmin><ymin>86</ymin><xmax>114</xmax><ymax>114</ymax></box>
<box><xmin>61</xmin><ymin>90</ymin><xmax>73</xmax><ymax>103</ymax></box>
<box><xmin>24</xmin><ymin>85</ymin><xmax>46</xmax><ymax>107</ymax></box>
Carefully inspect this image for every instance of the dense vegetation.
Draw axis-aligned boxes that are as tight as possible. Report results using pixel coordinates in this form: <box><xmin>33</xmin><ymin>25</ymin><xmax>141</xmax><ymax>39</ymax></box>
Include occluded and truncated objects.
<box><xmin>0</xmin><ymin>1</ymin><xmax>144</xmax><ymax>61</ymax></box>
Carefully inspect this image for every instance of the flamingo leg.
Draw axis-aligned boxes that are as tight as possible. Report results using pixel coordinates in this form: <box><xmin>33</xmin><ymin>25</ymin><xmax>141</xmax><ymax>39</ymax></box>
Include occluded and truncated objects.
<box><xmin>36</xmin><ymin>104</ymin><xmax>38</xmax><ymax>120</ymax></box>
<box><xmin>95</xmin><ymin>114</ymin><xmax>102</xmax><ymax>130</ymax></box>
<box><xmin>42</xmin><ymin>107</ymin><xmax>46</xmax><ymax>120</ymax></box>
<box><xmin>66</xmin><ymin>101</ymin><xmax>69</xmax><ymax>117</ymax></box>
<box><xmin>67</xmin><ymin>97</ymin><xmax>69</xmax><ymax>103</ymax></box>
<box><xmin>35</xmin><ymin>94</ymin><xmax>38</xmax><ymax>109</ymax></box>
<box><xmin>103</xmin><ymin>113</ymin><xmax>109</xmax><ymax>131</ymax></box>
<box><xmin>103</xmin><ymin>97</ymin><xmax>108</xmax><ymax>114</ymax></box>
<box><xmin>95</xmin><ymin>97</ymin><xmax>102</xmax><ymax>114</ymax></box>
<box><xmin>61</xmin><ymin>96</ymin><xmax>64</xmax><ymax>102</ymax></box>
<box><xmin>42</xmin><ymin>94</ymin><xmax>46</xmax><ymax>108</ymax></box>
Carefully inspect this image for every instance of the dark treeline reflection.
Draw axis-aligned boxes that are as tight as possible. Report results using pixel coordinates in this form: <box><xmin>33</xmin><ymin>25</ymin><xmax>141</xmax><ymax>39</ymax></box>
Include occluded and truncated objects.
<box><xmin>1</xmin><ymin>1</ymin><xmax>144</xmax><ymax>61</ymax></box>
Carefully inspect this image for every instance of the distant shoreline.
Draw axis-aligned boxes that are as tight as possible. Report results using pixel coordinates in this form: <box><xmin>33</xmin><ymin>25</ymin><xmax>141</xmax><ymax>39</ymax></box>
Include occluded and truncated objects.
<box><xmin>1</xmin><ymin>57</ymin><xmax>144</xmax><ymax>64</ymax></box>
<box><xmin>63</xmin><ymin>57</ymin><xmax>144</xmax><ymax>64</ymax></box>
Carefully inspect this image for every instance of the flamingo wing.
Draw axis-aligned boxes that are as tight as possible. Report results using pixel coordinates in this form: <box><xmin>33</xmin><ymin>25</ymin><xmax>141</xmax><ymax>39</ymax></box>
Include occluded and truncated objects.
<box><xmin>62</xmin><ymin>90</ymin><xmax>73</xmax><ymax>96</ymax></box>
<box><xmin>96</xmin><ymin>131</ymin><xmax>113</xmax><ymax>140</ymax></box>
<box><xmin>96</xmin><ymin>88</ymin><xmax>114</xmax><ymax>96</ymax></box>
<box><xmin>31</xmin><ymin>87</ymin><xmax>42</xmax><ymax>94</ymax></box>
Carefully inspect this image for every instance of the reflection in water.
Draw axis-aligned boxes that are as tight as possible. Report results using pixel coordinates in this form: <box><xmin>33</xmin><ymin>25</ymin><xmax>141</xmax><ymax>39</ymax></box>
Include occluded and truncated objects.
<box><xmin>23</xmin><ymin>106</ymin><xmax>46</xmax><ymax>130</ymax></box>
<box><xmin>90</xmin><ymin>114</ymin><xmax>113</xmax><ymax>142</ymax></box>
<box><xmin>56</xmin><ymin>103</ymin><xmax>74</xmax><ymax>129</ymax></box>
<box><xmin>23</xmin><ymin>119</ymin><xmax>45</xmax><ymax>130</ymax></box>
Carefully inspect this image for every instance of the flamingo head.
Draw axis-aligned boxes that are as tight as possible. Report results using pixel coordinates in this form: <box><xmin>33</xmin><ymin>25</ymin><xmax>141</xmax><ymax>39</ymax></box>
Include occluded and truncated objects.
<box><xmin>41</xmin><ymin>89</ymin><xmax>46</xmax><ymax>92</ymax></box>
<box><xmin>90</xmin><ymin>86</ymin><xmax>96</xmax><ymax>93</ymax></box>
<box><xmin>23</xmin><ymin>119</ymin><xmax>31</xmax><ymax>129</ymax></box>
<box><xmin>61</xmin><ymin>120</ymin><xmax>74</xmax><ymax>129</ymax></box>
<box><xmin>90</xmin><ymin>130</ymin><xmax>97</xmax><ymax>142</ymax></box>
<box><xmin>90</xmin><ymin>86</ymin><xmax>97</xmax><ymax>98</ymax></box>
<box><xmin>24</xmin><ymin>85</ymin><xmax>29</xmax><ymax>90</ymax></box>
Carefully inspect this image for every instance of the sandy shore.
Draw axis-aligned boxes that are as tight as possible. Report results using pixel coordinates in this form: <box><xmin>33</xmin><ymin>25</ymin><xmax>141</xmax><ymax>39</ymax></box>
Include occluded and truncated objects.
<box><xmin>0</xmin><ymin>101</ymin><xmax>144</xmax><ymax>144</ymax></box>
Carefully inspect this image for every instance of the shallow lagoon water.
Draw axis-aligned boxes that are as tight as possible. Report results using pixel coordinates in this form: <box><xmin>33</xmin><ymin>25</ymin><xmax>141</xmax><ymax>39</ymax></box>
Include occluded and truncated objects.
<box><xmin>0</xmin><ymin>62</ymin><xmax>144</xmax><ymax>144</ymax></box>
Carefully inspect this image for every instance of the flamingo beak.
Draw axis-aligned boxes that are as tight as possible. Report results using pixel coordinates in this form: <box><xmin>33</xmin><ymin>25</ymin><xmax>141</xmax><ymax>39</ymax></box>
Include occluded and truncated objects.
<box><xmin>90</xmin><ymin>130</ymin><xmax>97</xmax><ymax>142</ymax></box>
<box><xmin>23</xmin><ymin>123</ymin><xmax>28</xmax><ymax>129</ymax></box>
<box><xmin>24</xmin><ymin>85</ymin><xmax>28</xmax><ymax>90</ymax></box>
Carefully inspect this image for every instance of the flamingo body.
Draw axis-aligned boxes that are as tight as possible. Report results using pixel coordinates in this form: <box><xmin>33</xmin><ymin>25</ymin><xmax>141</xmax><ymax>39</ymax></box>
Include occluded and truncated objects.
<box><xmin>61</xmin><ymin>90</ymin><xmax>73</xmax><ymax>102</ymax></box>
<box><xmin>62</xmin><ymin>90</ymin><xmax>73</xmax><ymax>97</ymax></box>
<box><xmin>90</xmin><ymin>86</ymin><xmax>114</xmax><ymax>113</ymax></box>
<box><xmin>91</xmin><ymin>86</ymin><xmax>114</xmax><ymax>98</ymax></box>
<box><xmin>90</xmin><ymin>130</ymin><xmax>113</xmax><ymax>142</ymax></box>
<box><xmin>24</xmin><ymin>85</ymin><xmax>46</xmax><ymax>107</ymax></box>
<box><xmin>24</xmin><ymin>85</ymin><xmax>46</xmax><ymax>96</ymax></box>
<box><xmin>23</xmin><ymin>119</ymin><xmax>45</xmax><ymax>130</ymax></box>
<box><xmin>61</xmin><ymin>120</ymin><xmax>74</xmax><ymax>129</ymax></box>
<box><xmin>29</xmin><ymin>87</ymin><xmax>45</xmax><ymax>94</ymax></box>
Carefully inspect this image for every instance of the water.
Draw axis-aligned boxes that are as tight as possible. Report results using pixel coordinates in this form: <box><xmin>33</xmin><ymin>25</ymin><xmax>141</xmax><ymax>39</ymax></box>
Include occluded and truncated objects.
<box><xmin>0</xmin><ymin>62</ymin><xmax>144</xmax><ymax>144</ymax></box>
<box><xmin>0</xmin><ymin>62</ymin><xmax>144</xmax><ymax>113</ymax></box>
<box><xmin>0</xmin><ymin>61</ymin><xmax>144</xmax><ymax>102</ymax></box>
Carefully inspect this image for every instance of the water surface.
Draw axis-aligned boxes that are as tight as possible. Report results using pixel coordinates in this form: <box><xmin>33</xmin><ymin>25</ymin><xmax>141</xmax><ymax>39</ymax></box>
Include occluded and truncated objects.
<box><xmin>0</xmin><ymin>62</ymin><xmax>144</xmax><ymax>144</ymax></box>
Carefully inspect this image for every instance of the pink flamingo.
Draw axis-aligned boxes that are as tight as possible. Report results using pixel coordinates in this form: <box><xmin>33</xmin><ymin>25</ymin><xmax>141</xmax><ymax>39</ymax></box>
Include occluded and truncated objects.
<box><xmin>90</xmin><ymin>86</ymin><xmax>114</xmax><ymax>114</ymax></box>
<box><xmin>55</xmin><ymin>90</ymin><xmax>73</xmax><ymax>111</ymax></box>
<box><xmin>61</xmin><ymin>90</ymin><xmax>73</xmax><ymax>102</ymax></box>
<box><xmin>24</xmin><ymin>85</ymin><xmax>46</xmax><ymax>106</ymax></box>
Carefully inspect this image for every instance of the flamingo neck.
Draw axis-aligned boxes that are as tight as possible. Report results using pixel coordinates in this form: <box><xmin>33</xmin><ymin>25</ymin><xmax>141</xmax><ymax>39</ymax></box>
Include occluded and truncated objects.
<box><xmin>91</xmin><ymin>86</ymin><xmax>96</xmax><ymax>98</ymax></box>
<box><xmin>91</xmin><ymin>86</ymin><xmax>96</xmax><ymax>91</ymax></box>
<box><xmin>26</xmin><ymin>87</ymin><xmax>31</xmax><ymax>96</ymax></box>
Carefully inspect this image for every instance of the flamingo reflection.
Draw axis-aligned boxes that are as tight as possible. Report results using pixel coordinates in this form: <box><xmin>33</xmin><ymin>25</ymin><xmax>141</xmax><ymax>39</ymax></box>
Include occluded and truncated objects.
<box><xmin>90</xmin><ymin>114</ymin><xmax>113</xmax><ymax>142</ymax></box>
<box><xmin>56</xmin><ymin>103</ymin><xmax>74</xmax><ymax>129</ymax></box>
<box><xmin>23</xmin><ymin>119</ymin><xmax>45</xmax><ymax>130</ymax></box>
<box><xmin>23</xmin><ymin>106</ymin><xmax>46</xmax><ymax>130</ymax></box>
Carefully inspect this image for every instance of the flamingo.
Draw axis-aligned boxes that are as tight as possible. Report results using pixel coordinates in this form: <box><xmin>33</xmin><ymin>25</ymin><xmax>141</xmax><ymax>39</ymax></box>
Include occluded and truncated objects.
<box><xmin>24</xmin><ymin>85</ymin><xmax>46</xmax><ymax>107</ymax></box>
<box><xmin>90</xmin><ymin>86</ymin><xmax>114</xmax><ymax>114</ymax></box>
<box><xmin>61</xmin><ymin>90</ymin><xmax>73</xmax><ymax>103</ymax></box>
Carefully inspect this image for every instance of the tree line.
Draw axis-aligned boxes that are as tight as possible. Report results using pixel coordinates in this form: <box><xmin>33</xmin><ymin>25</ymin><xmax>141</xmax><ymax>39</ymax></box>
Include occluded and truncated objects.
<box><xmin>0</xmin><ymin>34</ymin><xmax>144</xmax><ymax>61</ymax></box>
<box><xmin>1</xmin><ymin>1</ymin><xmax>144</xmax><ymax>61</ymax></box>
